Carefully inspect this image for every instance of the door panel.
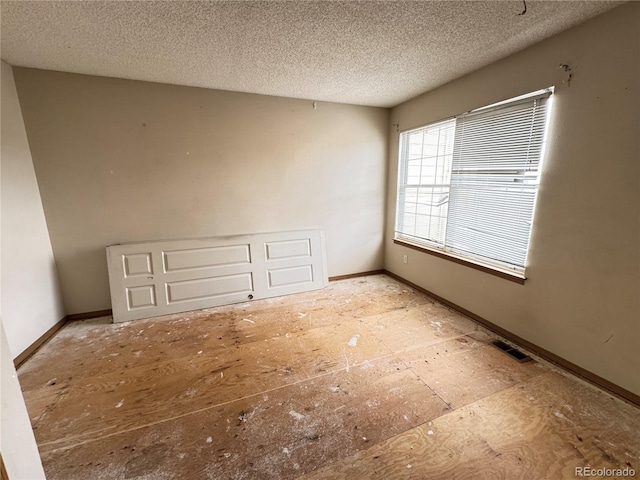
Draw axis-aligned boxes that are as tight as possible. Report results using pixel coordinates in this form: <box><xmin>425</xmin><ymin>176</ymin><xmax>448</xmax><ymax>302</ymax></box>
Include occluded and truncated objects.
<box><xmin>267</xmin><ymin>265</ymin><xmax>313</xmax><ymax>288</ymax></box>
<box><xmin>166</xmin><ymin>273</ymin><xmax>254</xmax><ymax>304</ymax></box>
<box><xmin>163</xmin><ymin>244</ymin><xmax>251</xmax><ymax>272</ymax></box>
<box><xmin>126</xmin><ymin>285</ymin><xmax>157</xmax><ymax>310</ymax></box>
<box><xmin>265</xmin><ymin>238</ymin><xmax>311</xmax><ymax>260</ymax></box>
<box><xmin>123</xmin><ymin>253</ymin><xmax>153</xmax><ymax>277</ymax></box>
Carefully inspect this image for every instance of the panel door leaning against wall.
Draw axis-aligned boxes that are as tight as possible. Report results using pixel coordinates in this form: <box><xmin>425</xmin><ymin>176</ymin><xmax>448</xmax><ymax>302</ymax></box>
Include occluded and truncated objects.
<box><xmin>106</xmin><ymin>229</ymin><xmax>328</xmax><ymax>323</ymax></box>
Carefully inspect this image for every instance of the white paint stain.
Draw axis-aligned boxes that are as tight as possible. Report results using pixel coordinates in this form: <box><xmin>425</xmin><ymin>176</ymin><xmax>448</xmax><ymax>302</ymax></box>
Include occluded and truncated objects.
<box><xmin>359</xmin><ymin>360</ymin><xmax>374</xmax><ymax>369</ymax></box>
<box><xmin>366</xmin><ymin>399</ymin><xmax>380</xmax><ymax>408</ymax></box>
<box><xmin>407</xmin><ymin>464</ymin><xmax>412</xmax><ymax>468</ymax></box>
<box><xmin>330</xmin><ymin>386</ymin><xmax>340</xmax><ymax>393</ymax></box>
<box><xmin>198</xmin><ymin>351</ymin><xmax>203</xmax><ymax>355</ymax></box>
<box><xmin>115</xmin><ymin>399</ymin><xmax>124</xmax><ymax>408</ymax></box>
<box><xmin>554</xmin><ymin>411</ymin><xmax>569</xmax><ymax>421</ymax></box>
<box><xmin>243</xmin><ymin>318</ymin><xmax>255</xmax><ymax>324</ymax></box>
<box><xmin>403</xmin><ymin>415</ymin><xmax>409</xmax><ymax>421</ymax></box>
<box><xmin>289</xmin><ymin>410</ymin><xmax>305</xmax><ymax>421</ymax></box>
<box><xmin>427</xmin><ymin>430</ymin><xmax>434</xmax><ymax>435</ymax></box>
<box><xmin>206</xmin><ymin>437</ymin><xmax>212</xmax><ymax>443</ymax></box>
<box><xmin>347</xmin><ymin>335</ymin><xmax>360</xmax><ymax>347</ymax></box>
<box><xmin>298</xmin><ymin>312</ymin><xmax>307</xmax><ymax>318</ymax></box>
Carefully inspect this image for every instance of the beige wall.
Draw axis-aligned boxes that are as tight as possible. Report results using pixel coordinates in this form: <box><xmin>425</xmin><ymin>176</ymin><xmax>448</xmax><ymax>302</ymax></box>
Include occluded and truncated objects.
<box><xmin>1</xmin><ymin>61</ymin><xmax>65</xmax><ymax>358</ymax></box>
<box><xmin>14</xmin><ymin>70</ymin><xmax>388</xmax><ymax>314</ymax></box>
<box><xmin>385</xmin><ymin>3</ymin><xmax>639</xmax><ymax>395</ymax></box>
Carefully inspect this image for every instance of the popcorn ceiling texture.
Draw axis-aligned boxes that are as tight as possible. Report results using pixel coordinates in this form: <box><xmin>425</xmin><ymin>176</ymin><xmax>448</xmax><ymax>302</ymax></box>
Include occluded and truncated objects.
<box><xmin>0</xmin><ymin>1</ymin><xmax>620</xmax><ymax>107</ymax></box>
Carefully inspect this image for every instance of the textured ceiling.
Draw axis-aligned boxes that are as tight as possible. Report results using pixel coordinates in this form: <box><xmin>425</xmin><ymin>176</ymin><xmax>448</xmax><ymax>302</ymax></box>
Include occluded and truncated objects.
<box><xmin>0</xmin><ymin>1</ymin><xmax>622</xmax><ymax>107</ymax></box>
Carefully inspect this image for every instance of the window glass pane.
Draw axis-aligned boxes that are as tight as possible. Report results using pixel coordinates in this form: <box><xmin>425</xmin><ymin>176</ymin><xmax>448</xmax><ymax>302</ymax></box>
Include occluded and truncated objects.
<box><xmin>395</xmin><ymin>119</ymin><xmax>455</xmax><ymax>246</ymax></box>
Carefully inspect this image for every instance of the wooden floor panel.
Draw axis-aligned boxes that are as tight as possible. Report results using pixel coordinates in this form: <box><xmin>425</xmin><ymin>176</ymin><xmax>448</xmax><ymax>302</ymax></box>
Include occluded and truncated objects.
<box><xmin>301</xmin><ymin>371</ymin><xmax>640</xmax><ymax>480</ymax></box>
<box><xmin>395</xmin><ymin>331</ymin><xmax>547</xmax><ymax>409</ymax></box>
<box><xmin>37</xmin><ymin>356</ymin><xmax>448</xmax><ymax>480</ymax></box>
<box><xmin>362</xmin><ymin>303</ymin><xmax>479</xmax><ymax>352</ymax></box>
<box><xmin>18</xmin><ymin>274</ymin><xmax>640</xmax><ymax>479</ymax></box>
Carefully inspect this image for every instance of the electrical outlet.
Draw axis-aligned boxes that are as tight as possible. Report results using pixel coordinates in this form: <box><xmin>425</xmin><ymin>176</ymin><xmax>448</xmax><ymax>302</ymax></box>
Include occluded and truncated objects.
<box><xmin>403</xmin><ymin>254</ymin><xmax>408</xmax><ymax>264</ymax></box>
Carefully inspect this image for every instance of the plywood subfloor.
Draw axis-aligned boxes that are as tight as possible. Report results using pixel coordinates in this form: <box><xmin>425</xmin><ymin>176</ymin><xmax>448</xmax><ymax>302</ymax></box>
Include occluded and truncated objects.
<box><xmin>18</xmin><ymin>275</ymin><xmax>640</xmax><ymax>479</ymax></box>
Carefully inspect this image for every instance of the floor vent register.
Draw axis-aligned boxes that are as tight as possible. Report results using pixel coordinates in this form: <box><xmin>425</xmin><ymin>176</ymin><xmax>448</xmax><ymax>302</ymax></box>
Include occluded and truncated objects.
<box><xmin>491</xmin><ymin>340</ymin><xmax>532</xmax><ymax>363</ymax></box>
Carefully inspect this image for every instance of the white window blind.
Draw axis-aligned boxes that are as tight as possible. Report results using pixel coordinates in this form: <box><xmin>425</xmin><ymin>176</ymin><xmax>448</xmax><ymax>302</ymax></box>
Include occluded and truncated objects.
<box><xmin>395</xmin><ymin>89</ymin><xmax>553</xmax><ymax>275</ymax></box>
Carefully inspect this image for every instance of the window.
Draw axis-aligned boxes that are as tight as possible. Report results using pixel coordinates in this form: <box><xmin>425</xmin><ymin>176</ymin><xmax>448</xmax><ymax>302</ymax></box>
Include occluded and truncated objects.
<box><xmin>395</xmin><ymin>88</ymin><xmax>553</xmax><ymax>279</ymax></box>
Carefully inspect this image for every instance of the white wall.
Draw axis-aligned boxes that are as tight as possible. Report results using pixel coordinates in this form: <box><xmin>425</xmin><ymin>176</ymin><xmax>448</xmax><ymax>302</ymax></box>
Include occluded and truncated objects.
<box><xmin>385</xmin><ymin>3</ymin><xmax>639</xmax><ymax>395</ymax></box>
<box><xmin>1</xmin><ymin>61</ymin><xmax>65</xmax><ymax>358</ymax></box>
<box><xmin>0</xmin><ymin>322</ymin><xmax>46</xmax><ymax>479</ymax></box>
<box><xmin>14</xmin><ymin>70</ymin><xmax>389</xmax><ymax>315</ymax></box>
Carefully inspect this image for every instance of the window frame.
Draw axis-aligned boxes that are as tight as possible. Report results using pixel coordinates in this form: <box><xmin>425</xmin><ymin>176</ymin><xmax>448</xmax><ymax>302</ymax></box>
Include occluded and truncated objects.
<box><xmin>394</xmin><ymin>88</ymin><xmax>554</xmax><ymax>283</ymax></box>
